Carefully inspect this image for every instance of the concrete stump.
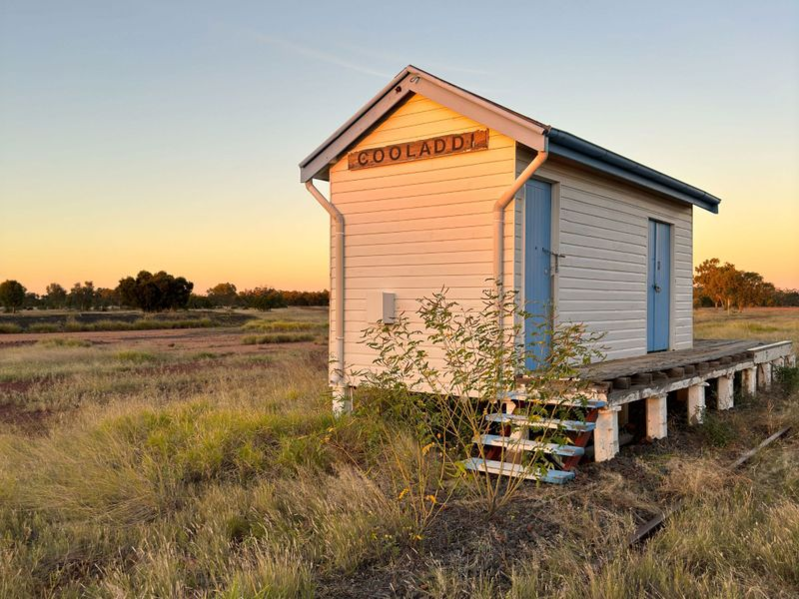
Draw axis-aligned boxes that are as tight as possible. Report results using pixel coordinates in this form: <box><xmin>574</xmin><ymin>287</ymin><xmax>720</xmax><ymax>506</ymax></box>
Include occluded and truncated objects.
<box><xmin>742</xmin><ymin>367</ymin><xmax>757</xmax><ymax>397</ymax></box>
<box><xmin>717</xmin><ymin>374</ymin><xmax>734</xmax><ymax>410</ymax></box>
<box><xmin>757</xmin><ymin>362</ymin><xmax>772</xmax><ymax>390</ymax></box>
<box><xmin>687</xmin><ymin>384</ymin><xmax>706</xmax><ymax>425</ymax></box>
<box><xmin>646</xmin><ymin>394</ymin><xmax>668</xmax><ymax>440</ymax></box>
<box><xmin>594</xmin><ymin>405</ymin><xmax>621</xmax><ymax>462</ymax></box>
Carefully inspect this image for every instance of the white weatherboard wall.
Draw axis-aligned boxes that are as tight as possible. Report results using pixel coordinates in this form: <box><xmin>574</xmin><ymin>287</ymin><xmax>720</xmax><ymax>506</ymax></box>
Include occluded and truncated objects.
<box><xmin>329</xmin><ymin>94</ymin><xmax>518</xmax><ymax>377</ymax></box>
<box><xmin>516</xmin><ymin>147</ymin><xmax>693</xmax><ymax>360</ymax></box>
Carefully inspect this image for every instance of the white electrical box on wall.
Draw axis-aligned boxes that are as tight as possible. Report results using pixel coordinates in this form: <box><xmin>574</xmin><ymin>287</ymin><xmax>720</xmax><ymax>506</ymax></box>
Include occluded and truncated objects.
<box><xmin>366</xmin><ymin>291</ymin><xmax>396</xmax><ymax>324</ymax></box>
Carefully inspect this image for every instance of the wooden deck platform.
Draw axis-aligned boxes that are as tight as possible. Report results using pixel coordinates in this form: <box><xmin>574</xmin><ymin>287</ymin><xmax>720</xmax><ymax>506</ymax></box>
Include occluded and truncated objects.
<box><xmin>578</xmin><ymin>339</ymin><xmax>794</xmax><ymax>405</ymax></box>
<box><xmin>477</xmin><ymin>338</ymin><xmax>794</xmax><ymax>480</ymax></box>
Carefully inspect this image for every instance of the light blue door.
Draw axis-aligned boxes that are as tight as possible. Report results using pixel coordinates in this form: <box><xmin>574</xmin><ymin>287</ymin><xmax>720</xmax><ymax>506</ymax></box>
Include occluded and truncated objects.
<box><xmin>647</xmin><ymin>220</ymin><xmax>671</xmax><ymax>352</ymax></box>
<box><xmin>524</xmin><ymin>180</ymin><xmax>552</xmax><ymax>370</ymax></box>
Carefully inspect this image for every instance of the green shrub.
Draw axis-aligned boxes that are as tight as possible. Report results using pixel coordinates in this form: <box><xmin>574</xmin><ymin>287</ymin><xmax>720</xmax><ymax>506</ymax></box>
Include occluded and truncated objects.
<box><xmin>63</xmin><ymin>316</ymin><xmax>83</xmax><ymax>332</ymax></box>
<box><xmin>0</xmin><ymin>323</ymin><xmax>22</xmax><ymax>334</ymax></box>
<box><xmin>774</xmin><ymin>364</ymin><xmax>799</xmax><ymax>396</ymax></box>
<box><xmin>359</xmin><ymin>284</ymin><xmax>605</xmax><ymax>517</ymax></box>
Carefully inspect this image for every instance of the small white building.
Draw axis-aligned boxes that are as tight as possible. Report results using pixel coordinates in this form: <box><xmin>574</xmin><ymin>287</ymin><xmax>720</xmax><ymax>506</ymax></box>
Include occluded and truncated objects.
<box><xmin>300</xmin><ymin>65</ymin><xmax>722</xmax><ymax>405</ymax></box>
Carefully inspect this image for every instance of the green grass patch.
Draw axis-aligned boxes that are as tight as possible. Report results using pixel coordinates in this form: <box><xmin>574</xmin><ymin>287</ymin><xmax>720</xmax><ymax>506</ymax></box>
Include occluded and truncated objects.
<box><xmin>242</xmin><ymin>320</ymin><xmax>320</xmax><ymax>333</ymax></box>
<box><xmin>36</xmin><ymin>338</ymin><xmax>92</xmax><ymax>348</ymax></box>
<box><xmin>699</xmin><ymin>411</ymin><xmax>735</xmax><ymax>447</ymax></box>
<box><xmin>105</xmin><ymin>401</ymin><xmax>337</xmax><ymax>484</ymax></box>
<box><xmin>115</xmin><ymin>350</ymin><xmax>159</xmax><ymax>363</ymax></box>
<box><xmin>0</xmin><ymin>310</ymin><xmax>247</xmax><ymax>334</ymax></box>
<box><xmin>27</xmin><ymin>323</ymin><xmax>61</xmax><ymax>333</ymax></box>
<box><xmin>242</xmin><ymin>333</ymin><xmax>316</xmax><ymax>345</ymax></box>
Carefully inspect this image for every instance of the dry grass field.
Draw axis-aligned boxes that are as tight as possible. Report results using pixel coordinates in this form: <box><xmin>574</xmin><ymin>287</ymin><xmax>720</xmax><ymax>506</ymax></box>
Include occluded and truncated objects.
<box><xmin>695</xmin><ymin>306</ymin><xmax>799</xmax><ymax>347</ymax></box>
<box><xmin>0</xmin><ymin>307</ymin><xmax>797</xmax><ymax>598</ymax></box>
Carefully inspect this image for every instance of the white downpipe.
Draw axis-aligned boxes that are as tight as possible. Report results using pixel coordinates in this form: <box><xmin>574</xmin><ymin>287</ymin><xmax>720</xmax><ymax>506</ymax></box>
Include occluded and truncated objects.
<box><xmin>305</xmin><ymin>180</ymin><xmax>349</xmax><ymax>414</ymax></box>
<box><xmin>492</xmin><ymin>147</ymin><xmax>549</xmax><ymax>329</ymax></box>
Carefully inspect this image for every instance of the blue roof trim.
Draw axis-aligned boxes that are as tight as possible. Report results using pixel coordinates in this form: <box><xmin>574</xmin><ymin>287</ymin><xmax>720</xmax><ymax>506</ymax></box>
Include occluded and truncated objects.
<box><xmin>548</xmin><ymin>129</ymin><xmax>720</xmax><ymax>214</ymax></box>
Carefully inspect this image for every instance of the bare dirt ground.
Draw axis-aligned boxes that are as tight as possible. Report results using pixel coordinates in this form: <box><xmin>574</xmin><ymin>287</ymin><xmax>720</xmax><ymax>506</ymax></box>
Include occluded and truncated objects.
<box><xmin>0</xmin><ymin>327</ymin><xmax>320</xmax><ymax>355</ymax></box>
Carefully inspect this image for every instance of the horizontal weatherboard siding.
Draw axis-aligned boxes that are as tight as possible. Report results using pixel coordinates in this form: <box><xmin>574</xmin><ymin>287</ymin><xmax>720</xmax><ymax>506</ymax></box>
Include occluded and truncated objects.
<box><xmin>329</xmin><ymin>93</ymin><xmax>517</xmax><ymax>375</ymax></box>
<box><xmin>517</xmin><ymin>150</ymin><xmax>693</xmax><ymax>360</ymax></box>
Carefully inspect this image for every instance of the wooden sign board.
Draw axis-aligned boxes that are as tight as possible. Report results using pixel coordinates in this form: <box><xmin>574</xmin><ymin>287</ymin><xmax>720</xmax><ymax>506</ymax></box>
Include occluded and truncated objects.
<box><xmin>348</xmin><ymin>129</ymin><xmax>489</xmax><ymax>171</ymax></box>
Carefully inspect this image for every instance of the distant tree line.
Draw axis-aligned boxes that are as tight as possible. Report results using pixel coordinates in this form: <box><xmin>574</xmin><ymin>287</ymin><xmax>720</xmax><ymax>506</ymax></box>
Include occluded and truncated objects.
<box><xmin>191</xmin><ymin>283</ymin><xmax>328</xmax><ymax>310</ymax></box>
<box><xmin>694</xmin><ymin>258</ymin><xmax>799</xmax><ymax>311</ymax></box>
<box><xmin>0</xmin><ymin>274</ymin><xmax>328</xmax><ymax>313</ymax></box>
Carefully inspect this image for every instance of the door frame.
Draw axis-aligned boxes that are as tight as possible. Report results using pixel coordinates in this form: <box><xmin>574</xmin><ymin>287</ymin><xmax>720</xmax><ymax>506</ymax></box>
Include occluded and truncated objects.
<box><xmin>646</xmin><ymin>217</ymin><xmax>676</xmax><ymax>352</ymax></box>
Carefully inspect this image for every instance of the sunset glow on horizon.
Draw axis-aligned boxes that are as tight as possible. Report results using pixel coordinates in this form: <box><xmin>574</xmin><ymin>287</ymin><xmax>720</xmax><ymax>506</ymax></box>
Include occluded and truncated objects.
<box><xmin>2</xmin><ymin>1</ymin><xmax>797</xmax><ymax>295</ymax></box>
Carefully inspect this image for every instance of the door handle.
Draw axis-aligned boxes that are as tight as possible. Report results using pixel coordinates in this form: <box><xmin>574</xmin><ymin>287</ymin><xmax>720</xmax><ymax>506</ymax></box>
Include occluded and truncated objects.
<box><xmin>653</xmin><ymin>284</ymin><xmax>662</xmax><ymax>293</ymax></box>
<box><xmin>543</xmin><ymin>248</ymin><xmax>566</xmax><ymax>273</ymax></box>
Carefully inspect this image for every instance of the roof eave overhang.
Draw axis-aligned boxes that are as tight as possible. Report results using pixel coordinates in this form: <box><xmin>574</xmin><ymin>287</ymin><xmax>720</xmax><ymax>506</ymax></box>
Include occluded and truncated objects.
<box><xmin>548</xmin><ymin>129</ymin><xmax>720</xmax><ymax>214</ymax></box>
<box><xmin>299</xmin><ymin>69</ymin><xmax>415</xmax><ymax>183</ymax></box>
<box><xmin>299</xmin><ymin>66</ymin><xmax>722</xmax><ymax>214</ymax></box>
<box><xmin>299</xmin><ymin>65</ymin><xmax>548</xmax><ymax>183</ymax></box>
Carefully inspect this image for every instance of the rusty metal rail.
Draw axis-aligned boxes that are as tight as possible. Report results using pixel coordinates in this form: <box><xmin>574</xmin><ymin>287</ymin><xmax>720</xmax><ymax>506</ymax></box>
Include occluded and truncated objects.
<box><xmin>627</xmin><ymin>426</ymin><xmax>792</xmax><ymax>547</ymax></box>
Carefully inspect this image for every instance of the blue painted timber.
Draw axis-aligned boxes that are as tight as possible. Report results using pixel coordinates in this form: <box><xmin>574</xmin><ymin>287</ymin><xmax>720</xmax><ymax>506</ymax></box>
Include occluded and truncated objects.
<box><xmin>476</xmin><ymin>434</ymin><xmax>585</xmax><ymax>457</ymax></box>
<box><xmin>647</xmin><ymin>219</ymin><xmax>671</xmax><ymax>352</ymax></box>
<box><xmin>485</xmin><ymin>412</ymin><xmax>596</xmax><ymax>432</ymax></box>
<box><xmin>462</xmin><ymin>457</ymin><xmax>576</xmax><ymax>484</ymax></box>
<box><xmin>524</xmin><ymin>179</ymin><xmax>552</xmax><ymax>370</ymax></box>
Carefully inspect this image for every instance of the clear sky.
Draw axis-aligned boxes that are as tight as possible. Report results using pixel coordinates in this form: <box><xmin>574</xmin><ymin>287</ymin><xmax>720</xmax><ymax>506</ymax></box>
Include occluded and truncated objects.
<box><xmin>1</xmin><ymin>0</ymin><xmax>797</xmax><ymax>294</ymax></box>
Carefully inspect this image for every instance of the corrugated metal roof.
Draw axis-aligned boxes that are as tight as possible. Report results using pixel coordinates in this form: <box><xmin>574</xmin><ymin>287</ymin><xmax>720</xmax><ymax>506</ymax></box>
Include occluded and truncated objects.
<box><xmin>299</xmin><ymin>65</ymin><xmax>721</xmax><ymax>213</ymax></box>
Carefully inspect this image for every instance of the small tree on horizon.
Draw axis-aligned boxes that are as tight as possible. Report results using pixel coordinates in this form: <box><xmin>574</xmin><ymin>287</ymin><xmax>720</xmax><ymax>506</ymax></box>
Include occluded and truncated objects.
<box><xmin>44</xmin><ymin>283</ymin><xmax>68</xmax><ymax>309</ymax></box>
<box><xmin>694</xmin><ymin>258</ymin><xmax>783</xmax><ymax>312</ymax></box>
<box><xmin>0</xmin><ymin>280</ymin><xmax>27</xmax><ymax>313</ymax></box>
<box><xmin>207</xmin><ymin>282</ymin><xmax>239</xmax><ymax>308</ymax></box>
<box><xmin>117</xmin><ymin>270</ymin><xmax>194</xmax><ymax>312</ymax></box>
<box><xmin>68</xmin><ymin>281</ymin><xmax>97</xmax><ymax>311</ymax></box>
<box><xmin>239</xmin><ymin>286</ymin><xmax>286</xmax><ymax>311</ymax></box>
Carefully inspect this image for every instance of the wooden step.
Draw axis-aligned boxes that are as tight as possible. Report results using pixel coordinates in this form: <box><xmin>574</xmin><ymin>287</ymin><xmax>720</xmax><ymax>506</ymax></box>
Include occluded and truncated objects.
<box><xmin>476</xmin><ymin>434</ymin><xmax>585</xmax><ymax>456</ymax></box>
<box><xmin>463</xmin><ymin>457</ymin><xmax>575</xmax><ymax>484</ymax></box>
<box><xmin>501</xmin><ymin>391</ymin><xmax>606</xmax><ymax>409</ymax></box>
<box><xmin>562</xmin><ymin>408</ymin><xmax>600</xmax><ymax>470</ymax></box>
<box><xmin>485</xmin><ymin>412</ymin><xmax>596</xmax><ymax>432</ymax></box>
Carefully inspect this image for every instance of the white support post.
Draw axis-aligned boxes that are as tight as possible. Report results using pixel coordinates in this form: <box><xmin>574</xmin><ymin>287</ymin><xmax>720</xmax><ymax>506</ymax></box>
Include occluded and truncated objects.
<box><xmin>757</xmin><ymin>362</ymin><xmax>772</xmax><ymax>390</ymax></box>
<box><xmin>687</xmin><ymin>384</ymin><xmax>706</xmax><ymax>425</ymax></box>
<box><xmin>332</xmin><ymin>387</ymin><xmax>352</xmax><ymax>416</ymax></box>
<box><xmin>788</xmin><ymin>354</ymin><xmax>796</xmax><ymax>368</ymax></box>
<box><xmin>594</xmin><ymin>405</ymin><xmax>621</xmax><ymax>463</ymax></box>
<box><xmin>646</xmin><ymin>394</ymin><xmax>668</xmax><ymax>440</ymax></box>
<box><xmin>742</xmin><ymin>367</ymin><xmax>757</xmax><ymax>397</ymax></box>
<box><xmin>504</xmin><ymin>399</ymin><xmax>527</xmax><ymax>464</ymax></box>
<box><xmin>717</xmin><ymin>374</ymin><xmax>734</xmax><ymax>410</ymax></box>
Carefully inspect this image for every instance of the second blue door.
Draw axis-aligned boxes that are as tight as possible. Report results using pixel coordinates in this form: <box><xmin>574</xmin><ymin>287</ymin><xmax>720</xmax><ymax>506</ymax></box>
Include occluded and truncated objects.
<box><xmin>524</xmin><ymin>180</ymin><xmax>552</xmax><ymax>370</ymax></box>
<box><xmin>647</xmin><ymin>220</ymin><xmax>671</xmax><ymax>352</ymax></box>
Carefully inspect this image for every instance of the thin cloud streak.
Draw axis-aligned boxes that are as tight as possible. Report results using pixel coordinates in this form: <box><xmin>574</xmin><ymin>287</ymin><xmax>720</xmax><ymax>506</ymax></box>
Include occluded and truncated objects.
<box><xmin>331</xmin><ymin>41</ymin><xmax>491</xmax><ymax>75</ymax></box>
<box><xmin>251</xmin><ymin>33</ymin><xmax>390</xmax><ymax>79</ymax></box>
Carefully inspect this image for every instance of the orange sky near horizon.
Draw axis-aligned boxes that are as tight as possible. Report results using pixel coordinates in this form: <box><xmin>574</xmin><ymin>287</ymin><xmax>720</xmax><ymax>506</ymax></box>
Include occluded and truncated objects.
<box><xmin>4</xmin><ymin>177</ymin><xmax>797</xmax><ymax>296</ymax></box>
